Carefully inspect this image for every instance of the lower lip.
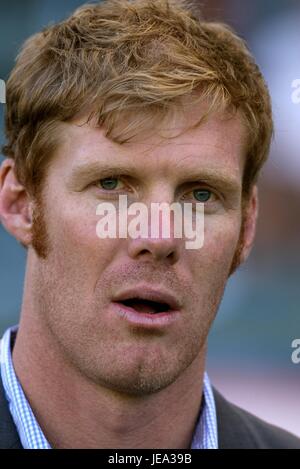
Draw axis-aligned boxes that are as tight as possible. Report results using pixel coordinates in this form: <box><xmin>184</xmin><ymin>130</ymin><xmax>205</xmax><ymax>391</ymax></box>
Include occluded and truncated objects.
<box><xmin>110</xmin><ymin>302</ymin><xmax>181</xmax><ymax>328</ymax></box>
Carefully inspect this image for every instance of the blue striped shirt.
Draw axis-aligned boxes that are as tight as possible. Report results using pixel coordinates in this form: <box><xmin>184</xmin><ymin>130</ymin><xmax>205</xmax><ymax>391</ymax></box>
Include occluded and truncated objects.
<box><xmin>0</xmin><ymin>325</ymin><xmax>218</xmax><ymax>449</ymax></box>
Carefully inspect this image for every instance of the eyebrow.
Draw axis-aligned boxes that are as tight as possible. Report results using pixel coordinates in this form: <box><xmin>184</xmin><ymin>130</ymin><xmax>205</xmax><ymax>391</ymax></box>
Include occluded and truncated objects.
<box><xmin>69</xmin><ymin>162</ymin><xmax>135</xmax><ymax>185</ymax></box>
<box><xmin>178</xmin><ymin>170</ymin><xmax>241</xmax><ymax>193</ymax></box>
<box><xmin>69</xmin><ymin>161</ymin><xmax>241</xmax><ymax>193</ymax></box>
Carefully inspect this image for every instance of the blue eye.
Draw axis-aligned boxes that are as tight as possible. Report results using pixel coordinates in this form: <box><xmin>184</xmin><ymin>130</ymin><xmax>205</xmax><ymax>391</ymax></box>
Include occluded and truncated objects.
<box><xmin>193</xmin><ymin>189</ymin><xmax>212</xmax><ymax>202</ymax></box>
<box><xmin>99</xmin><ymin>178</ymin><xmax>120</xmax><ymax>190</ymax></box>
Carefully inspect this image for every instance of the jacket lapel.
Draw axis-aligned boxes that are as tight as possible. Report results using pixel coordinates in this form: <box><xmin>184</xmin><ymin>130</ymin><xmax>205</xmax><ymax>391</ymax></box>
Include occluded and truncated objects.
<box><xmin>213</xmin><ymin>387</ymin><xmax>257</xmax><ymax>449</ymax></box>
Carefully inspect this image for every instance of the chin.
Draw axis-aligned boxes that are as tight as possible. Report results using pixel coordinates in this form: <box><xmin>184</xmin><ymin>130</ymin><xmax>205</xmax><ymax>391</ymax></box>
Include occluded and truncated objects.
<box><xmin>96</xmin><ymin>370</ymin><xmax>179</xmax><ymax>397</ymax></box>
<box><xmin>88</xmin><ymin>345</ymin><xmax>197</xmax><ymax>397</ymax></box>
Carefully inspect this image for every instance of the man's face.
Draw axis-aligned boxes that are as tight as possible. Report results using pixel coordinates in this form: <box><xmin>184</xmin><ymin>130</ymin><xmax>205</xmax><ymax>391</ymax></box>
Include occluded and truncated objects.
<box><xmin>29</xmin><ymin>105</ymin><xmax>248</xmax><ymax>395</ymax></box>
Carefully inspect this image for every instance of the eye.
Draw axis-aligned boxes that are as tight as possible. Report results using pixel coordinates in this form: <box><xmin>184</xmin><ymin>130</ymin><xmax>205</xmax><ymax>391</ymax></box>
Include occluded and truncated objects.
<box><xmin>97</xmin><ymin>177</ymin><xmax>125</xmax><ymax>191</ymax></box>
<box><xmin>192</xmin><ymin>189</ymin><xmax>213</xmax><ymax>203</ymax></box>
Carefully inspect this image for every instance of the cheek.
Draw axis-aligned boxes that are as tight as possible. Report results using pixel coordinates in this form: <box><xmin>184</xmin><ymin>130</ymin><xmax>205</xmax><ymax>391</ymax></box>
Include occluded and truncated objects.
<box><xmin>47</xmin><ymin>200</ymin><xmax>121</xmax><ymax>283</ymax></box>
<box><xmin>188</xmin><ymin>214</ymin><xmax>241</xmax><ymax>278</ymax></box>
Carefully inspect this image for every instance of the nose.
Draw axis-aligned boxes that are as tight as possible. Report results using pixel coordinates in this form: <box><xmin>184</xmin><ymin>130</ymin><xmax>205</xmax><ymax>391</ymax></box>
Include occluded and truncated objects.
<box><xmin>126</xmin><ymin>204</ymin><xmax>182</xmax><ymax>264</ymax></box>
<box><xmin>127</xmin><ymin>235</ymin><xmax>180</xmax><ymax>264</ymax></box>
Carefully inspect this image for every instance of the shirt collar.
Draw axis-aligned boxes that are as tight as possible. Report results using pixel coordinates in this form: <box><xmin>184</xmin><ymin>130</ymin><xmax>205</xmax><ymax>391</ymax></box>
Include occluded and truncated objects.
<box><xmin>0</xmin><ymin>325</ymin><xmax>51</xmax><ymax>449</ymax></box>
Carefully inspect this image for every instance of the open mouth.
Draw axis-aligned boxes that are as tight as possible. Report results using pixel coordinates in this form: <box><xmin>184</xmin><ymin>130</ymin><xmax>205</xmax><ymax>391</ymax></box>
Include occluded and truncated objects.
<box><xmin>117</xmin><ymin>298</ymin><xmax>172</xmax><ymax>315</ymax></box>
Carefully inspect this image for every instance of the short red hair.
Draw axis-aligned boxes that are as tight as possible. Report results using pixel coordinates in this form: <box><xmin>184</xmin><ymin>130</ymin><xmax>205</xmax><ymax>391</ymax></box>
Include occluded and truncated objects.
<box><xmin>3</xmin><ymin>0</ymin><xmax>273</xmax><ymax>198</ymax></box>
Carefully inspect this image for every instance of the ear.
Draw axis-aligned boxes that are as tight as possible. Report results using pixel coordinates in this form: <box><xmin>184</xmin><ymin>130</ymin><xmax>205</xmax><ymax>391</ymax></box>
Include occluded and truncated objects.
<box><xmin>239</xmin><ymin>185</ymin><xmax>259</xmax><ymax>264</ymax></box>
<box><xmin>0</xmin><ymin>158</ymin><xmax>33</xmax><ymax>246</ymax></box>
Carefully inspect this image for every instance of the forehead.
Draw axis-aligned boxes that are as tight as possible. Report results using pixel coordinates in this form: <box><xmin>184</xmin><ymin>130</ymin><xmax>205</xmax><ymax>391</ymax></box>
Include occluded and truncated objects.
<box><xmin>51</xmin><ymin>103</ymin><xmax>248</xmax><ymax>184</ymax></box>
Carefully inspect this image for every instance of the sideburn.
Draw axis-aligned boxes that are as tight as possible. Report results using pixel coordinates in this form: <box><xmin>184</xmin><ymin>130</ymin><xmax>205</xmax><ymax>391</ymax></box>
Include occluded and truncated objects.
<box><xmin>31</xmin><ymin>196</ymin><xmax>50</xmax><ymax>259</ymax></box>
<box><xmin>228</xmin><ymin>195</ymin><xmax>250</xmax><ymax>277</ymax></box>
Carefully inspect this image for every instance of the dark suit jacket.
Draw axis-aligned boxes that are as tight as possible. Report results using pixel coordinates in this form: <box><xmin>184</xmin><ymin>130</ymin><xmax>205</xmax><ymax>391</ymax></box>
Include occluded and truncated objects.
<box><xmin>0</xmin><ymin>375</ymin><xmax>300</xmax><ymax>449</ymax></box>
